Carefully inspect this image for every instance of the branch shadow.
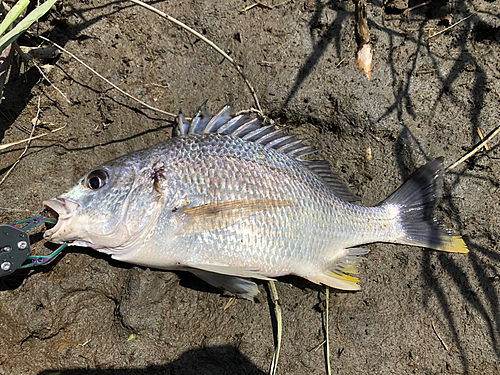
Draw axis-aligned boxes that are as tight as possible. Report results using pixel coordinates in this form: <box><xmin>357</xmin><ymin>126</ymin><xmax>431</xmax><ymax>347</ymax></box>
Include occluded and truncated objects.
<box><xmin>281</xmin><ymin>0</ymin><xmax>348</xmax><ymax>109</ymax></box>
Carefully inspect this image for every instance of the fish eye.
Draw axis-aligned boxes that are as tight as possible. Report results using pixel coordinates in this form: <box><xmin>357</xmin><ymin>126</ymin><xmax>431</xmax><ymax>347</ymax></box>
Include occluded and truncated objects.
<box><xmin>87</xmin><ymin>170</ymin><xmax>109</xmax><ymax>190</ymax></box>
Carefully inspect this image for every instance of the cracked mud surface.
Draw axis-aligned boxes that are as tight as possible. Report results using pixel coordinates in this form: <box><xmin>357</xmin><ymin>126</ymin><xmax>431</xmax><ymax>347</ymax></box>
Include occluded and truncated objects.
<box><xmin>1</xmin><ymin>0</ymin><xmax>499</xmax><ymax>374</ymax></box>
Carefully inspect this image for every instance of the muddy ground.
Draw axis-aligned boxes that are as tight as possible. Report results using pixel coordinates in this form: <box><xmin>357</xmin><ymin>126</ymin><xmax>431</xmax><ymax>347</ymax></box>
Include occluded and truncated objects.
<box><xmin>0</xmin><ymin>0</ymin><xmax>499</xmax><ymax>374</ymax></box>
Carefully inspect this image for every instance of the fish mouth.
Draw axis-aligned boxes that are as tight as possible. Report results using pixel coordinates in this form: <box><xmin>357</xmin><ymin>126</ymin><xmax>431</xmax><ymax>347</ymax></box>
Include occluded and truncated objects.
<box><xmin>43</xmin><ymin>198</ymin><xmax>80</xmax><ymax>244</ymax></box>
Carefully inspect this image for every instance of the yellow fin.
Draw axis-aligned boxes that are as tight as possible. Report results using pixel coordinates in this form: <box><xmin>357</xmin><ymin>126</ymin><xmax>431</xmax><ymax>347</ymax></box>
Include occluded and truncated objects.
<box><xmin>307</xmin><ymin>247</ymin><xmax>370</xmax><ymax>291</ymax></box>
<box><xmin>308</xmin><ymin>272</ymin><xmax>361</xmax><ymax>291</ymax></box>
<box><xmin>178</xmin><ymin>198</ymin><xmax>292</xmax><ymax>235</ymax></box>
<box><xmin>438</xmin><ymin>236</ymin><xmax>469</xmax><ymax>254</ymax></box>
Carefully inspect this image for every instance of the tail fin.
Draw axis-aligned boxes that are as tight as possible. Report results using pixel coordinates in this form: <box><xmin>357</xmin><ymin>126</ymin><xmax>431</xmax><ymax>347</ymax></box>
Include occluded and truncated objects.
<box><xmin>383</xmin><ymin>157</ymin><xmax>468</xmax><ymax>253</ymax></box>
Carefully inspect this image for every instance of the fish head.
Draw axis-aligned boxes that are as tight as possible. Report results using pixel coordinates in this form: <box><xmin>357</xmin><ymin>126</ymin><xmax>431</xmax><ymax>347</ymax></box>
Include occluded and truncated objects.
<box><xmin>43</xmin><ymin>158</ymin><xmax>167</xmax><ymax>255</ymax></box>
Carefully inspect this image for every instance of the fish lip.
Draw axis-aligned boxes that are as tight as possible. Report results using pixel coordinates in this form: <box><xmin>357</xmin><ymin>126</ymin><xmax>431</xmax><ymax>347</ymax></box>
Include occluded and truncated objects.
<box><xmin>43</xmin><ymin>198</ymin><xmax>80</xmax><ymax>243</ymax></box>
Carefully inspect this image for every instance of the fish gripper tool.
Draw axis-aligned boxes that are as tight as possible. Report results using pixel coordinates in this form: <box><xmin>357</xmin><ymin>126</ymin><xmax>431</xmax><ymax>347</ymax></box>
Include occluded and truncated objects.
<box><xmin>0</xmin><ymin>217</ymin><xmax>68</xmax><ymax>277</ymax></box>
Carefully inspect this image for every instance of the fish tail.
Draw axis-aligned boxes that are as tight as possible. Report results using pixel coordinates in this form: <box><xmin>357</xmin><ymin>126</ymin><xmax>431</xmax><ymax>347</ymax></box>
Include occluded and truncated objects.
<box><xmin>382</xmin><ymin>157</ymin><xmax>468</xmax><ymax>253</ymax></box>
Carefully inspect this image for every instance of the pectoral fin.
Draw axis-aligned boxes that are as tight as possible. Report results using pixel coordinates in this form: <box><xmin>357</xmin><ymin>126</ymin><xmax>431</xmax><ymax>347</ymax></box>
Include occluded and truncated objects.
<box><xmin>178</xmin><ymin>198</ymin><xmax>292</xmax><ymax>235</ymax></box>
<box><xmin>190</xmin><ymin>269</ymin><xmax>260</xmax><ymax>300</ymax></box>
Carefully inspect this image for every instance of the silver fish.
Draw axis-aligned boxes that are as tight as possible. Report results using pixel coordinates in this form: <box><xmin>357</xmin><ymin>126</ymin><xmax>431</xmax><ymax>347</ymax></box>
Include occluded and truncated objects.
<box><xmin>43</xmin><ymin>102</ymin><xmax>468</xmax><ymax>299</ymax></box>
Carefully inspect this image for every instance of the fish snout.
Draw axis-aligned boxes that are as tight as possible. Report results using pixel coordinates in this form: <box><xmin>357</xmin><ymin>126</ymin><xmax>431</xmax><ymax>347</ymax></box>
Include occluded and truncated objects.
<box><xmin>43</xmin><ymin>198</ymin><xmax>80</xmax><ymax>243</ymax></box>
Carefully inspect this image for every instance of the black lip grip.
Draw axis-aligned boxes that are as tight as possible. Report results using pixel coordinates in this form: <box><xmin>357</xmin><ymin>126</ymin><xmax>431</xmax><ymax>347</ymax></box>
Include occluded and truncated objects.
<box><xmin>0</xmin><ymin>225</ymin><xmax>31</xmax><ymax>277</ymax></box>
<box><xmin>0</xmin><ymin>217</ymin><xmax>65</xmax><ymax>277</ymax></box>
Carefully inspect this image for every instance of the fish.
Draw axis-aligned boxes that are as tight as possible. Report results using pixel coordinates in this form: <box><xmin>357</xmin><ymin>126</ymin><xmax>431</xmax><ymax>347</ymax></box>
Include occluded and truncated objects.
<box><xmin>43</xmin><ymin>102</ymin><xmax>468</xmax><ymax>299</ymax></box>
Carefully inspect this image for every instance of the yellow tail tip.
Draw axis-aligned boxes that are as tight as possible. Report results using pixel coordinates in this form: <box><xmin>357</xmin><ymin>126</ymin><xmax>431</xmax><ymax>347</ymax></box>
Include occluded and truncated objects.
<box><xmin>453</xmin><ymin>236</ymin><xmax>469</xmax><ymax>253</ymax></box>
<box><xmin>442</xmin><ymin>236</ymin><xmax>468</xmax><ymax>253</ymax></box>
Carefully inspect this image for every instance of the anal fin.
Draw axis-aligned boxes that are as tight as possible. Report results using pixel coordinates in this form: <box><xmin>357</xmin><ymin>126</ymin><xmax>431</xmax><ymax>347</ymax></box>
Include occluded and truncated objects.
<box><xmin>308</xmin><ymin>248</ymin><xmax>370</xmax><ymax>291</ymax></box>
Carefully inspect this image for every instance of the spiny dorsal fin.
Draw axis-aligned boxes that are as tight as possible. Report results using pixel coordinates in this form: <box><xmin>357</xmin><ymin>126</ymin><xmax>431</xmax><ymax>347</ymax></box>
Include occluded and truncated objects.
<box><xmin>175</xmin><ymin>101</ymin><xmax>320</xmax><ymax>159</ymax></box>
<box><xmin>175</xmin><ymin>109</ymin><xmax>189</xmax><ymax>136</ymax></box>
<box><xmin>176</xmin><ymin>101</ymin><xmax>357</xmax><ymax>198</ymax></box>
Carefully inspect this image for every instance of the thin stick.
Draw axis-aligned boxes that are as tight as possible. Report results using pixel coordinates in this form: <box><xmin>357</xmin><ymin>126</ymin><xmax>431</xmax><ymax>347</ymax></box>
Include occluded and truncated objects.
<box><xmin>416</xmin><ymin>69</ymin><xmax>437</xmax><ymax>75</ymax></box>
<box><xmin>241</xmin><ymin>2</ymin><xmax>273</xmax><ymax>12</ymax></box>
<box><xmin>0</xmin><ymin>207</ymin><xmax>38</xmax><ymax>212</ymax></box>
<box><xmin>447</xmin><ymin>125</ymin><xmax>500</xmax><ymax>170</ymax></box>
<box><xmin>0</xmin><ymin>124</ymin><xmax>66</xmax><ymax>151</ymax></box>
<box><xmin>477</xmin><ymin>128</ymin><xmax>490</xmax><ymax>151</ymax></box>
<box><xmin>235</xmin><ymin>107</ymin><xmax>275</xmax><ymax>124</ymax></box>
<box><xmin>428</xmin><ymin>14</ymin><xmax>474</xmax><ymax>39</ymax></box>
<box><xmin>223</xmin><ymin>297</ymin><xmax>237</xmax><ymax>311</ymax></box>
<box><xmin>36</xmin><ymin>36</ymin><xmax>177</xmax><ymax>118</ymax></box>
<box><xmin>325</xmin><ymin>287</ymin><xmax>331</xmax><ymax>375</ymax></box>
<box><xmin>336</xmin><ymin>58</ymin><xmax>346</xmax><ymax>68</ymax></box>
<box><xmin>14</xmin><ymin>42</ymin><xmax>70</xmax><ymax>104</ymax></box>
<box><xmin>242</xmin><ymin>0</ymin><xmax>292</xmax><ymax>11</ymax></box>
<box><xmin>431</xmin><ymin>321</ymin><xmax>449</xmax><ymax>351</ymax></box>
<box><xmin>268</xmin><ymin>280</ymin><xmax>282</xmax><ymax>375</ymax></box>
<box><xmin>32</xmin><ymin>59</ymin><xmax>70</xmax><ymax>103</ymax></box>
<box><xmin>129</xmin><ymin>0</ymin><xmax>262</xmax><ymax>113</ymax></box>
<box><xmin>309</xmin><ymin>339</ymin><xmax>326</xmax><ymax>352</ymax></box>
<box><xmin>403</xmin><ymin>1</ymin><xmax>430</xmax><ymax>14</ymax></box>
<box><xmin>0</xmin><ymin>95</ymin><xmax>40</xmax><ymax>186</ymax></box>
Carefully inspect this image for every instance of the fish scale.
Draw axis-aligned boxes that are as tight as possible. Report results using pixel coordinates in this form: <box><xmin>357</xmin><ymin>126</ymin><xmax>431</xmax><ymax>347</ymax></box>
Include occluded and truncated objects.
<box><xmin>43</xmin><ymin>102</ymin><xmax>468</xmax><ymax>299</ymax></box>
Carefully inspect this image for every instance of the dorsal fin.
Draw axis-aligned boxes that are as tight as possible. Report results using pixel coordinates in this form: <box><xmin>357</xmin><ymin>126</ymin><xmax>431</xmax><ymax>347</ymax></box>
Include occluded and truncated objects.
<box><xmin>188</xmin><ymin>100</ymin><xmax>211</xmax><ymax>134</ymax></box>
<box><xmin>175</xmin><ymin>101</ymin><xmax>319</xmax><ymax>159</ymax></box>
<box><xmin>302</xmin><ymin>161</ymin><xmax>360</xmax><ymax>201</ymax></box>
<box><xmin>175</xmin><ymin>101</ymin><xmax>359</xmax><ymax>200</ymax></box>
<box><xmin>175</xmin><ymin>109</ymin><xmax>189</xmax><ymax>136</ymax></box>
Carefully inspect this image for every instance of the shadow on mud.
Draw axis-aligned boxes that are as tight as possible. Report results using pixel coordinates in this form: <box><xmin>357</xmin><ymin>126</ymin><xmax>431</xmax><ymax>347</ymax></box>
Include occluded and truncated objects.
<box><xmin>37</xmin><ymin>345</ymin><xmax>266</xmax><ymax>375</ymax></box>
<box><xmin>281</xmin><ymin>0</ymin><xmax>348</xmax><ymax>109</ymax></box>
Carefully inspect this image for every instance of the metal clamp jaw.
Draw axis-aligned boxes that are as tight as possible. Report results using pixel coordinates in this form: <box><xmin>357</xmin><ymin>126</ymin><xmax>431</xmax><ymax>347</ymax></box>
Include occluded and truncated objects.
<box><xmin>0</xmin><ymin>217</ymin><xmax>67</xmax><ymax>277</ymax></box>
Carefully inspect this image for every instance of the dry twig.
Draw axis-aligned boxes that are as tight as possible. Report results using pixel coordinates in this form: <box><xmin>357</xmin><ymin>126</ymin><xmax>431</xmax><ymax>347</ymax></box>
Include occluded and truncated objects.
<box><xmin>0</xmin><ymin>125</ymin><xmax>66</xmax><ymax>152</ymax></box>
<box><xmin>241</xmin><ymin>0</ymin><xmax>293</xmax><ymax>12</ymax></box>
<box><xmin>223</xmin><ymin>297</ymin><xmax>237</xmax><ymax>310</ymax></box>
<box><xmin>235</xmin><ymin>107</ymin><xmax>275</xmax><ymax>125</ymax></box>
<box><xmin>309</xmin><ymin>339</ymin><xmax>326</xmax><ymax>352</ymax></box>
<box><xmin>0</xmin><ymin>95</ymin><xmax>41</xmax><ymax>185</ymax></box>
<box><xmin>477</xmin><ymin>128</ymin><xmax>490</xmax><ymax>151</ymax></box>
<box><xmin>268</xmin><ymin>280</ymin><xmax>282</xmax><ymax>375</ymax></box>
<box><xmin>37</xmin><ymin>36</ymin><xmax>177</xmax><ymax>118</ymax></box>
<box><xmin>13</xmin><ymin>42</ymin><xmax>70</xmax><ymax>104</ymax></box>
<box><xmin>336</xmin><ymin>58</ymin><xmax>346</xmax><ymax>68</ymax></box>
<box><xmin>403</xmin><ymin>1</ymin><xmax>430</xmax><ymax>14</ymax></box>
<box><xmin>241</xmin><ymin>2</ymin><xmax>273</xmax><ymax>12</ymax></box>
<box><xmin>428</xmin><ymin>13</ymin><xmax>474</xmax><ymax>39</ymax></box>
<box><xmin>325</xmin><ymin>287</ymin><xmax>331</xmax><ymax>375</ymax></box>
<box><xmin>431</xmin><ymin>321</ymin><xmax>449</xmax><ymax>351</ymax></box>
<box><xmin>447</xmin><ymin>125</ymin><xmax>500</xmax><ymax>170</ymax></box>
